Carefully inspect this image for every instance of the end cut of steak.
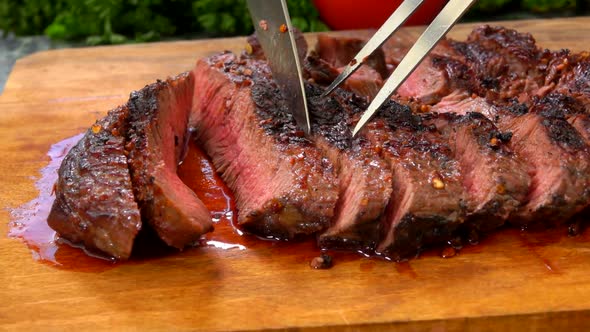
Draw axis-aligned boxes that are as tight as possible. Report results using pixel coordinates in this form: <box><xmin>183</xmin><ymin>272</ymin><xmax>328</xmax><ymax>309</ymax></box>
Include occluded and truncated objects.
<box><xmin>191</xmin><ymin>53</ymin><xmax>338</xmax><ymax>239</ymax></box>
<box><xmin>495</xmin><ymin>103</ymin><xmax>590</xmax><ymax>226</ymax></box>
<box><xmin>48</xmin><ymin>106</ymin><xmax>141</xmax><ymax>260</ymax></box>
<box><xmin>126</xmin><ymin>72</ymin><xmax>213</xmax><ymax>249</ymax></box>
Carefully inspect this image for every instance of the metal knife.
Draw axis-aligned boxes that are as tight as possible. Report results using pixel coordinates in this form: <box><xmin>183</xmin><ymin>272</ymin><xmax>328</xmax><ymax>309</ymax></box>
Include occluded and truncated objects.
<box><xmin>246</xmin><ymin>0</ymin><xmax>311</xmax><ymax>134</ymax></box>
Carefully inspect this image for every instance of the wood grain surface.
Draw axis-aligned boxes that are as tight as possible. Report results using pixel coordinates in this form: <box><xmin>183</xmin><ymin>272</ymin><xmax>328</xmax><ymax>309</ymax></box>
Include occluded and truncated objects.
<box><xmin>3</xmin><ymin>17</ymin><xmax>590</xmax><ymax>332</ymax></box>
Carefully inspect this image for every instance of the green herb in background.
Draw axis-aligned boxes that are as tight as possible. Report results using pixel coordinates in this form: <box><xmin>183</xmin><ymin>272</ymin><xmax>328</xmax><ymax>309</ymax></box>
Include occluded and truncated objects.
<box><xmin>0</xmin><ymin>0</ymin><xmax>584</xmax><ymax>45</ymax></box>
<box><xmin>0</xmin><ymin>0</ymin><xmax>63</xmax><ymax>36</ymax></box>
<box><xmin>0</xmin><ymin>0</ymin><xmax>326</xmax><ymax>44</ymax></box>
<box><xmin>471</xmin><ymin>0</ymin><xmax>514</xmax><ymax>12</ymax></box>
<box><xmin>521</xmin><ymin>0</ymin><xmax>576</xmax><ymax>13</ymax></box>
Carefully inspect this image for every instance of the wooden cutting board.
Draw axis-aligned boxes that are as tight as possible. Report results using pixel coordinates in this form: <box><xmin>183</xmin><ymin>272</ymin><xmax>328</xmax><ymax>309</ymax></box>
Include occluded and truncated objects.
<box><xmin>3</xmin><ymin>17</ymin><xmax>590</xmax><ymax>331</ymax></box>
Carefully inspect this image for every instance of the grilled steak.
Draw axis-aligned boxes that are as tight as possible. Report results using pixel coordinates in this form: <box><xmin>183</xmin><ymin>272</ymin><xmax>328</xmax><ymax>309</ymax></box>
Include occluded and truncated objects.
<box><xmin>49</xmin><ymin>24</ymin><xmax>590</xmax><ymax>262</ymax></box>
<box><xmin>191</xmin><ymin>53</ymin><xmax>338</xmax><ymax>239</ymax></box>
<box><xmin>48</xmin><ymin>106</ymin><xmax>141</xmax><ymax>259</ymax></box>
<box><xmin>126</xmin><ymin>72</ymin><xmax>213</xmax><ymax>249</ymax></box>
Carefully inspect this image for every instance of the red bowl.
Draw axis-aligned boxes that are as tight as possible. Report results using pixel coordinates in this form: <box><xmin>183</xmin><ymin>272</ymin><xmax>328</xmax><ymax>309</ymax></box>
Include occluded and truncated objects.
<box><xmin>313</xmin><ymin>0</ymin><xmax>448</xmax><ymax>30</ymax></box>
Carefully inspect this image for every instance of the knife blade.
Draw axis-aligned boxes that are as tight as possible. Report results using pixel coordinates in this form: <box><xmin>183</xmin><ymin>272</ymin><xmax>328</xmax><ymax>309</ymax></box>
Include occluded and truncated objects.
<box><xmin>246</xmin><ymin>0</ymin><xmax>311</xmax><ymax>134</ymax></box>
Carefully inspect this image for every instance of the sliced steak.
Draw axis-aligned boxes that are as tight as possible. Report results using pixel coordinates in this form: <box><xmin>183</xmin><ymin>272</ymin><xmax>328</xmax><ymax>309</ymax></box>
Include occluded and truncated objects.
<box><xmin>361</xmin><ymin>104</ymin><xmax>467</xmax><ymax>260</ymax></box>
<box><xmin>493</xmin><ymin>103</ymin><xmax>590</xmax><ymax>226</ymax></box>
<box><xmin>126</xmin><ymin>72</ymin><xmax>213</xmax><ymax>249</ymax></box>
<box><xmin>48</xmin><ymin>106</ymin><xmax>141</xmax><ymax>260</ymax></box>
<box><xmin>433</xmin><ymin>93</ymin><xmax>590</xmax><ymax>227</ymax></box>
<box><xmin>305</xmin><ymin>85</ymin><xmax>392</xmax><ymax>252</ymax></box>
<box><xmin>397</xmin><ymin>28</ymin><xmax>590</xmax><ymax>227</ymax></box>
<box><xmin>191</xmin><ymin>53</ymin><xmax>338</xmax><ymax>239</ymax></box>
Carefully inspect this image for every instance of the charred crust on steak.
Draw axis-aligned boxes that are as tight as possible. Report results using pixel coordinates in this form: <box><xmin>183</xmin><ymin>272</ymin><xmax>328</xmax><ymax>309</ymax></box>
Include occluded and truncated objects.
<box><xmin>541</xmin><ymin>117</ymin><xmax>587</xmax><ymax>150</ymax></box>
<box><xmin>250</xmin><ymin>78</ymin><xmax>312</xmax><ymax>146</ymax></box>
<box><xmin>531</xmin><ymin>92</ymin><xmax>586</xmax><ymax>118</ymax></box>
<box><xmin>506</xmin><ymin>101</ymin><xmax>529</xmax><ymax>116</ymax></box>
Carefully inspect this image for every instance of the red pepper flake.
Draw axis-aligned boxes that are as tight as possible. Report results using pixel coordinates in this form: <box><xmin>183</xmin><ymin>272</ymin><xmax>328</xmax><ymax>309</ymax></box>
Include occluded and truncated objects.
<box><xmin>259</xmin><ymin>20</ymin><xmax>268</xmax><ymax>31</ymax></box>
<box><xmin>349</xmin><ymin>59</ymin><xmax>357</xmax><ymax>66</ymax></box>
<box><xmin>431</xmin><ymin>177</ymin><xmax>445</xmax><ymax>190</ymax></box>
<box><xmin>91</xmin><ymin>124</ymin><xmax>102</xmax><ymax>134</ymax></box>
<box><xmin>489</xmin><ymin>137</ymin><xmax>500</xmax><ymax>147</ymax></box>
<box><xmin>279</xmin><ymin>24</ymin><xmax>288</xmax><ymax>33</ymax></box>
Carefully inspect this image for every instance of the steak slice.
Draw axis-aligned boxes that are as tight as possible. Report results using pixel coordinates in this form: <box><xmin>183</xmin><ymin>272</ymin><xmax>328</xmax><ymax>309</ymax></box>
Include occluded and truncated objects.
<box><xmin>361</xmin><ymin>104</ymin><xmax>467</xmax><ymax>260</ymax></box>
<box><xmin>126</xmin><ymin>72</ymin><xmax>213</xmax><ymax>249</ymax></box>
<box><xmin>450</xmin><ymin>25</ymin><xmax>544</xmax><ymax>103</ymax></box>
<box><xmin>191</xmin><ymin>53</ymin><xmax>338</xmax><ymax>239</ymax></box>
<box><xmin>48</xmin><ymin>106</ymin><xmax>141</xmax><ymax>259</ymax></box>
<box><xmin>421</xmin><ymin>111</ymin><xmax>530</xmax><ymax>233</ymax></box>
<box><xmin>305</xmin><ymin>85</ymin><xmax>392</xmax><ymax>252</ymax></box>
<box><xmin>494</xmin><ymin>103</ymin><xmax>590</xmax><ymax>226</ymax></box>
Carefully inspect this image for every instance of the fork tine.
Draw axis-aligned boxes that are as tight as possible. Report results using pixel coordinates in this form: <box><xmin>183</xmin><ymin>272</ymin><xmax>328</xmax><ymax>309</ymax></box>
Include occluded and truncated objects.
<box><xmin>321</xmin><ymin>0</ymin><xmax>425</xmax><ymax>98</ymax></box>
<box><xmin>352</xmin><ymin>0</ymin><xmax>477</xmax><ymax>136</ymax></box>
